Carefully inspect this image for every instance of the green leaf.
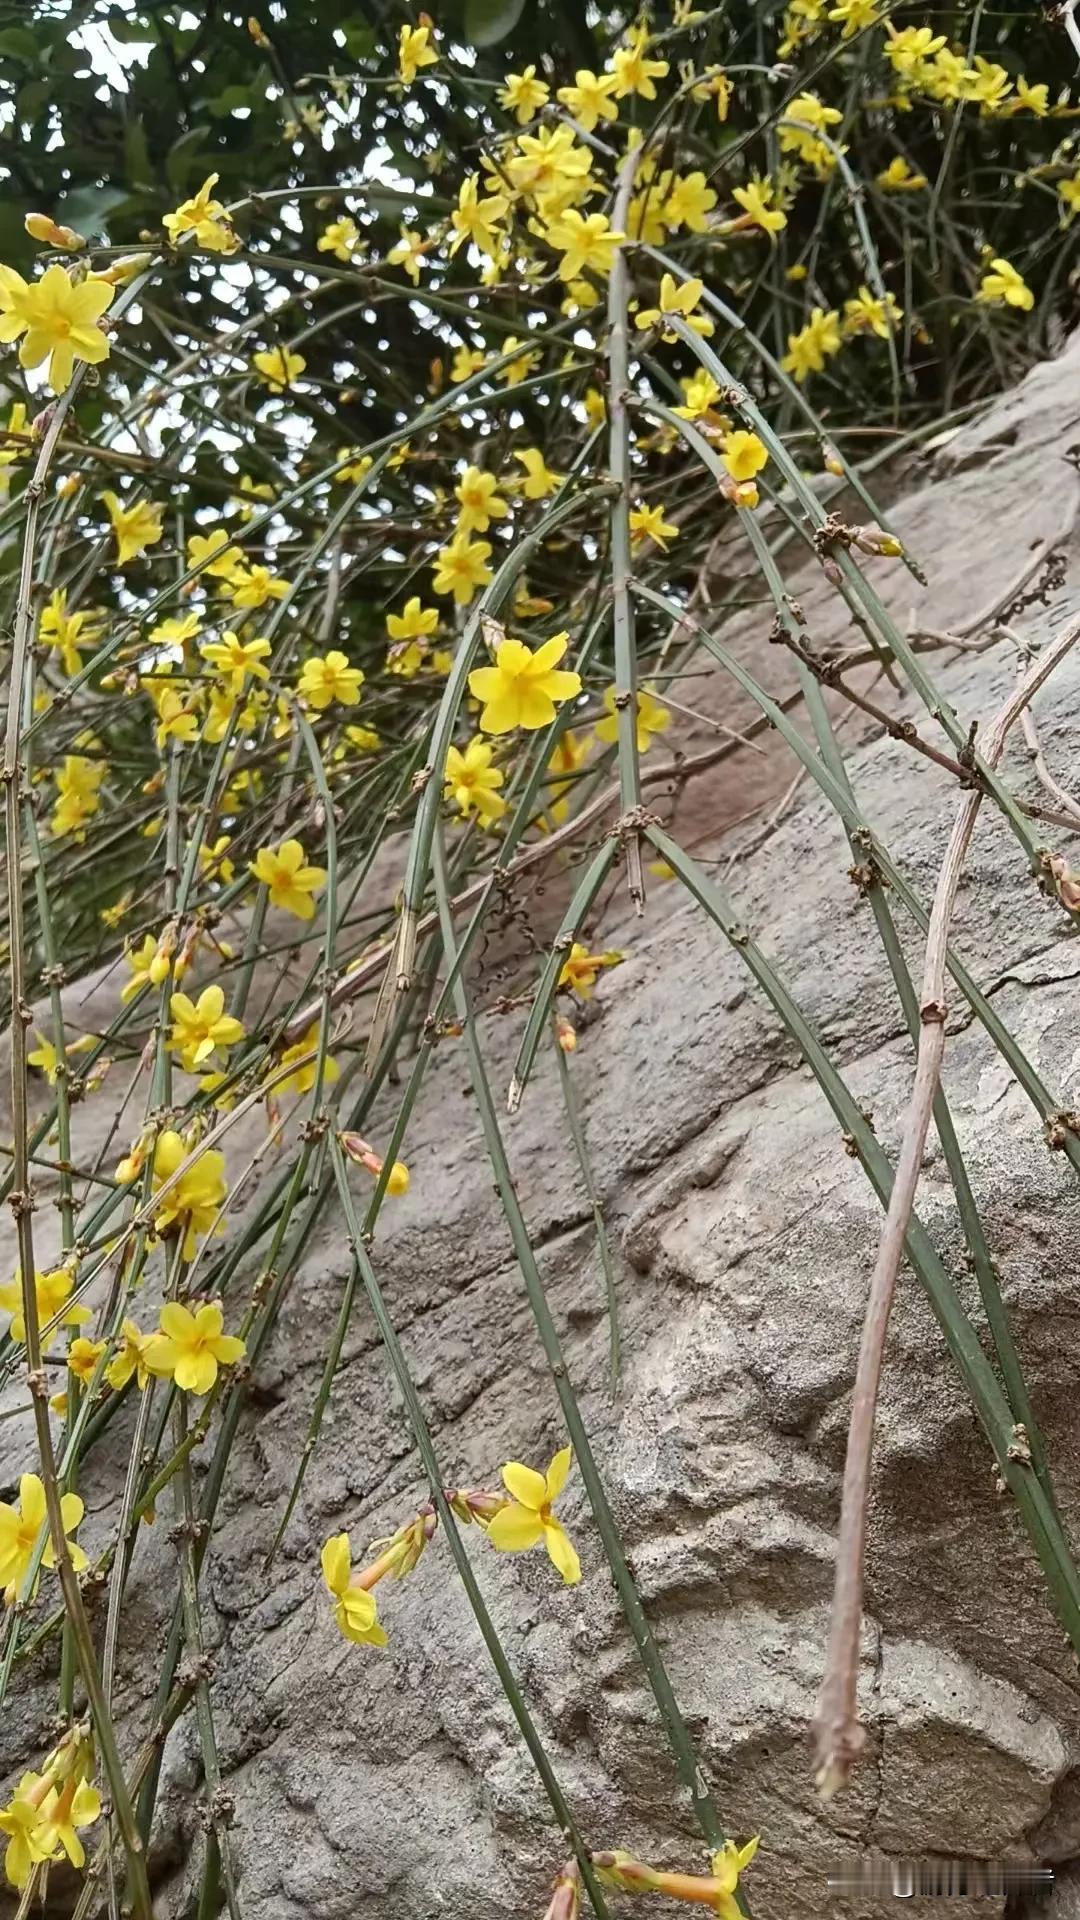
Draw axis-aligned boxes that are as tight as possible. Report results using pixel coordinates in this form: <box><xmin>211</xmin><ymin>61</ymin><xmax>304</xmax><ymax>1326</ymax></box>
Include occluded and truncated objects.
<box><xmin>55</xmin><ymin>183</ymin><xmax>131</xmax><ymax>234</ymax></box>
<box><xmin>123</xmin><ymin>116</ymin><xmax>154</xmax><ymax>187</ymax></box>
<box><xmin>106</xmin><ymin>13</ymin><xmax>156</xmax><ymax>42</ymax></box>
<box><xmin>464</xmin><ymin>0</ymin><xmax>526</xmax><ymax>48</ymax></box>
<box><xmin>340</xmin><ymin>18</ymin><xmax>376</xmax><ymax>58</ymax></box>
<box><xmin>206</xmin><ymin>83</ymin><xmax>254</xmax><ymax>118</ymax></box>
<box><xmin>0</xmin><ymin>26</ymin><xmax>40</xmax><ymax>61</ymax></box>
<box><xmin>165</xmin><ymin>124</ymin><xmax>212</xmax><ymax>193</ymax></box>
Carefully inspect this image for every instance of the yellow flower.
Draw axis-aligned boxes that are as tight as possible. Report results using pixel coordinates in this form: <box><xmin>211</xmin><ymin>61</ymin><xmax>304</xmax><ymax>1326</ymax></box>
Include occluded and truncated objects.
<box><xmin>163</xmin><ymin>173</ymin><xmax>238</xmax><ymax>254</ymax></box>
<box><xmin>827</xmin><ymin>0</ymin><xmax>881</xmax><ymax>29</ymax></box>
<box><xmin>121</xmin><ymin>929</ymin><xmax>186</xmax><ymax>1002</ymax></box>
<box><xmin>432</xmin><ymin>531</ymin><xmax>493</xmax><ymax>605</ymax></box>
<box><xmin>876</xmin><ymin>155</ymin><xmax>927</xmax><ymax>191</ymax></box>
<box><xmin>609</xmin><ymin>24</ymin><xmax>669</xmax><ymax>100</ymax></box>
<box><xmin>842</xmin><ymin>286</ymin><xmax>902</xmax><ymax>338</ymax></box>
<box><xmin>628</xmin><ymin>502</ymin><xmax>678</xmax><ymax>549</ymax></box>
<box><xmin>444</xmin><ymin>737</ymin><xmax>507</xmax><ymax>823</ymax></box>
<box><xmin>0</xmin><ymin>1474</ymin><xmax>87</xmax><ymax>1600</ymax></box>
<box><xmin>34</xmin><ymin>1777</ymin><xmax>102</xmax><ymax>1875</ymax></box>
<box><xmin>779</xmin><ymin>90</ymin><xmax>844</xmax><ymax>173</ymax></box>
<box><xmin>317</xmin><ymin>215</ymin><xmax>360</xmax><ymax>262</ymax></box>
<box><xmin>198</xmin><ymin>836</ymin><xmax>235</xmax><ymax>885</ymax></box>
<box><xmin>0</xmin><ymin>262</ymin><xmax>114</xmax><ymax>393</ymax></box>
<box><xmin>187</xmin><ymin>528</ymin><xmax>244</xmax><ymax>579</ymax></box>
<box><xmin>627</xmin><ymin>180</ymin><xmax>672</xmax><ymax>247</ymax></box>
<box><xmin>1014</xmin><ymin>77</ymin><xmax>1050</xmax><ymax>117</ymax></box>
<box><xmin>231</xmin><ymin>472</ymin><xmax>275</xmax><ymax>519</ymax></box>
<box><xmin>297</xmin><ymin>649</ymin><xmax>364</xmax><ymax>708</ymax></box>
<box><xmin>50</xmin><ymin>753</ymin><xmax>104</xmax><ymax>839</ymax></box>
<box><xmin>101</xmin><ymin>490</ymin><xmax>164</xmax><ymax>566</ymax></box>
<box><xmin>0</xmin><ymin>1776</ymin><xmax>52</xmax><ymax>1887</ymax></box>
<box><xmin>544</xmin><ymin>209</ymin><xmax>624</xmax><ymax>281</ymax></box>
<box><xmin>386</xmin><ymin>596</ymin><xmax>439</xmax><ymax>675</ymax></box>
<box><xmin>595</xmin><ymin>683</ymin><xmax>670</xmax><ymax>752</ymax></box>
<box><xmin>635</xmin><ymin>272</ymin><xmax>712</xmax><ymax>340</ymax></box>
<box><xmin>100</xmin><ymin>892</ymin><xmax>132</xmax><ymax>930</ymax></box>
<box><xmin>924</xmin><ymin>48</ymin><xmax>979</xmax><ymax>103</ymax></box>
<box><xmin>469</xmin><ymin>634</ymin><xmax>581</xmax><ymax>734</ymax></box>
<box><xmin>487</xmin><ymin>1446</ymin><xmax>581</xmax><ymax>1583</ymax></box>
<box><xmin>976</xmin><ymin>257</ymin><xmax>1034</xmax><ymax>311</ymax></box>
<box><xmin>781</xmin><ymin>305</ymin><xmax>843</xmax><ymax>381</ymax></box>
<box><xmin>449</xmin><ymin>175</ymin><xmax>508</xmax><ymax>259</ymax></box>
<box><xmin>1059</xmin><ymin>174</ymin><xmax>1080</xmax><ymax>227</ymax></box>
<box><xmin>151</xmin><ymin>1131</ymin><xmax>230</xmax><ymax>1261</ymax></box>
<box><xmin>340</xmin><ymin>1132</ymin><xmax>410</xmax><ymax>1193</ymax></box>
<box><xmin>321</xmin><ymin>1533</ymin><xmax>388</xmax><ymax>1646</ymax></box>
<box><xmin>335</xmin><ymin>448</ymin><xmax>374</xmax><ymax>485</ymax></box>
<box><xmin>154</xmin><ymin>687</ymin><xmax>202</xmax><ymax>748</ymax></box>
<box><xmin>883</xmin><ymin>22</ymin><xmax>944</xmax><ymax>76</ymax></box>
<box><xmin>495</xmin><ymin>335</ymin><xmax>539</xmax><ymax>385</ymax></box>
<box><xmin>505</xmin><ymin>124</ymin><xmax>592</xmax><ymax>205</ymax></box>
<box><xmin>343</xmin><ymin>724</ymin><xmax>381</xmax><ymax>753</ymax></box>
<box><xmin>38</xmin><ymin>588</ymin><xmax>103</xmax><ymax>676</ymax></box>
<box><xmin>27</xmin><ymin>1029</ymin><xmax>92</xmax><ymax>1083</ymax></box>
<box><xmin>556</xmin><ymin>68</ymin><xmax>619</xmax><ymax>131</ymax></box>
<box><xmin>200</xmin><ymin>629</ymin><xmax>272</xmax><ymax>692</ymax></box>
<box><xmin>664</xmin><ymin>171</ymin><xmax>717</xmax><ymax>233</ymax></box>
<box><xmin>168</xmin><ymin>984</ymin><xmax>245</xmax><ymax>1073</ymax></box>
<box><xmin>105</xmin><ymin>1317</ymin><xmax>157</xmax><ymax>1391</ymax></box>
<box><xmin>454</xmin><ymin>465</ymin><xmax>508</xmax><ymax>534</ymax></box>
<box><xmin>0</xmin><ymin>1268</ymin><xmax>89</xmax><ymax>1348</ymax></box>
<box><xmin>731</xmin><ymin>175</ymin><xmax>787</xmax><ymax>237</ymax></box>
<box><xmin>451</xmin><ymin>343</ymin><xmax>487</xmax><ymax>383</ymax></box>
<box><xmin>144</xmin><ymin>1300</ymin><xmax>245</xmax><ymax>1395</ymax></box>
<box><xmin>149</xmin><ymin>611</ymin><xmax>202</xmax><ymax>648</ymax></box>
<box><xmin>499</xmin><ymin>66</ymin><xmax>549</xmax><ymax>123</ymax></box>
<box><xmin>250</xmin><ymin>838</ymin><xmax>327</xmax><ymax>919</ymax></box>
<box><xmin>721</xmin><ymin>429</ymin><xmax>768</xmax><ymax>483</ymax></box>
<box><xmin>252</xmin><ymin>345</ymin><xmax>306</xmax><ymax>391</ymax></box>
<box><xmin>67</xmin><ymin>1336</ymin><xmax>106</xmax><ymax>1385</ymax></box>
<box><xmin>515</xmin><ymin>448</ymin><xmax>562</xmax><ymax>499</ymax></box>
<box><xmin>275</xmin><ymin>1023</ymin><xmax>339</xmax><ymax>1096</ymax></box>
<box><xmin>386</xmin><ymin>225</ymin><xmax>427</xmax><ymax>283</ymax></box>
<box><xmin>674</xmin><ymin>368</ymin><xmax>723</xmax><ymax>420</ymax></box>
<box><xmin>398</xmin><ymin>21</ymin><xmax>437</xmax><ymax>84</ymax></box>
<box><xmin>969</xmin><ymin>55</ymin><xmax>1012</xmax><ymax>114</ymax></box>
<box><xmin>0</xmin><ymin>398</ymin><xmax>29</xmax><ymax>498</ymax></box>
<box><xmin>226</xmin><ymin>562</ymin><xmax>290</xmax><ymax>609</ymax></box>
<box><xmin>708</xmin><ymin>1837</ymin><xmax>760</xmax><ymax>1920</ymax></box>
<box><xmin>557</xmin><ymin>941</ymin><xmax>623</xmax><ymax>995</ymax></box>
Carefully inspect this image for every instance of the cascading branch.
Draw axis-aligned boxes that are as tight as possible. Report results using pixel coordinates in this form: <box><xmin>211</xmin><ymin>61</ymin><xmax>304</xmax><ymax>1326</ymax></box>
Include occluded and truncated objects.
<box><xmin>0</xmin><ymin>1</ymin><xmax>1078</xmax><ymax>1913</ymax></box>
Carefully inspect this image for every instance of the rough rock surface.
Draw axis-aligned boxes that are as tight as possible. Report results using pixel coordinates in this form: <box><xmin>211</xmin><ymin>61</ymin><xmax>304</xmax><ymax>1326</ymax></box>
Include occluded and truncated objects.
<box><xmin>5</xmin><ymin>337</ymin><xmax>1080</xmax><ymax>1919</ymax></box>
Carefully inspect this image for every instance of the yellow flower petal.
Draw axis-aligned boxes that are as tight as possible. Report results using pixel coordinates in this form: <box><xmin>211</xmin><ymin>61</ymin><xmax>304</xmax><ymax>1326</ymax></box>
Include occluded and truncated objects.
<box><xmin>501</xmin><ymin>1461</ymin><xmax>547</xmax><ymax>1510</ymax></box>
<box><xmin>486</xmin><ymin>1502</ymin><xmax>546</xmax><ymax>1552</ymax></box>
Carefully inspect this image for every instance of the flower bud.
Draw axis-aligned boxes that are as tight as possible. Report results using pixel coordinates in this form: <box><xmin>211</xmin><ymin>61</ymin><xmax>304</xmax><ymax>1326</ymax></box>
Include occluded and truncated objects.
<box><xmin>541</xmin><ymin>1863</ymin><xmax>580</xmax><ymax>1920</ymax></box>
<box><xmin>340</xmin><ymin>1133</ymin><xmax>410</xmax><ymax>1194</ymax></box>
<box><xmin>852</xmin><ymin>523</ymin><xmax>903</xmax><ymax>558</ymax></box>
<box><xmin>94</xmin><ymin>252</ymin><xmax>153</xmax><ymax>286</ymax></box>
<box><xmin>25</xmin><ymin>213</ymin><xmax>86</xmax><ymax>250</ymax></box>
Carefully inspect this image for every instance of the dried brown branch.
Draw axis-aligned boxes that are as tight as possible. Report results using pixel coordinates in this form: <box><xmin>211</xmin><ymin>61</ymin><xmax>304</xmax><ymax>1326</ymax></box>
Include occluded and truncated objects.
<box><xmin>813</xmin><ymin>608</ymin><xmax>1080</xmax><ymax>1797</ymax></box>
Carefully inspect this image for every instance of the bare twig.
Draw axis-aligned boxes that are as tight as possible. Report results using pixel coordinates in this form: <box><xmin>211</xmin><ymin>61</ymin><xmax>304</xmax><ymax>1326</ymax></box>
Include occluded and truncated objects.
<box><xmin>813</xmin><ymin>608</ymin><xmax>1080</xmax><ymax>1796</ymax></box>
